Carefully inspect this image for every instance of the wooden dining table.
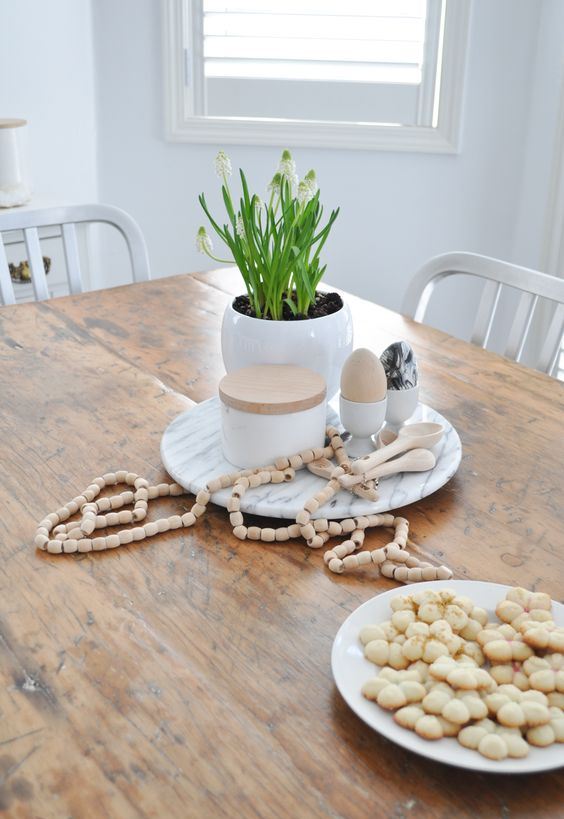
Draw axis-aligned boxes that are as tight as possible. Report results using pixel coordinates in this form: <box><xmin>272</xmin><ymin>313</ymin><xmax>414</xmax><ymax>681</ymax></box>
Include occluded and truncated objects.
<box><xmin>1</xmin><ymin>268</ymin><xmax>563</xmax><ymax>818</ymax></box>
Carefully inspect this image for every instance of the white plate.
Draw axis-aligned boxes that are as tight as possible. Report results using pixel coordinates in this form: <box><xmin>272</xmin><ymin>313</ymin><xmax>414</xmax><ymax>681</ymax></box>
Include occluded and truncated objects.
<box><xmin>160</xmin><ymin>397</ymin><xmax>461</xmax><ymax>520</ymax></box>
<box><xmin>331</xmin><ymin>580</ymin><xmax>564</xmax><ymax>774</ymax></box>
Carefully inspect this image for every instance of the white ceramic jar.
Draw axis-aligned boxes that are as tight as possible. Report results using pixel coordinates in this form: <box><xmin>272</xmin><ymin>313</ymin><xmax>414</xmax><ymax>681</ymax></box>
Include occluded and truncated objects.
<box><xmin>221</xmin><ymin>298</ymin><xmax>353</xmax><ymax>400</ymax></box>
<box><xmin>219</xmin><ymin>364</ymin><xmax>327</xmax><ymax>468</ymax></box>
<box><xmin>0</xmin><ymin>119</ymin><xmax>31</xmax><ymax>207</ymax></box>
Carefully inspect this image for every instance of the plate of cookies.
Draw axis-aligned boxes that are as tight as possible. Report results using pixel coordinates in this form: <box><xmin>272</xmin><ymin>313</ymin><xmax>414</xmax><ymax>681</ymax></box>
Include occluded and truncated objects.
<box><xmin>332</xmin><ymin>580</ymin><xmax>564</xmax><ymax>773</ymax></box>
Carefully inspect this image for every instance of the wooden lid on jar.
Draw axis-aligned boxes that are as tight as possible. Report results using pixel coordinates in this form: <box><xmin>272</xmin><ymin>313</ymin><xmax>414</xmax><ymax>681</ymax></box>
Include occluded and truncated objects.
<box><xmin>0</xmin><ymin>119</ymin><xmax>27</xmax><ymax>129</ymax></box>
<box><xmin>219</xmin><ymin>365</ymin><xmax>326</xmax><ymax>415</ymax></box>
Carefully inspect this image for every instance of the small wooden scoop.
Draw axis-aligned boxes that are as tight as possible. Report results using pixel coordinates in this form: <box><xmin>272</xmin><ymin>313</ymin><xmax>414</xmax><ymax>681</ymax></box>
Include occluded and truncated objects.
<box><xmin>340</xmin><ymin>448</ymin><xmax>436</xmax><ymax>488</ymax></box>
<box><xmin>350</xmin><ymin>422</ymin><xmax>444</xmax><ymax>475</ymax></box>
<box><xmin>307</xmin><ymin>459</ymin><xmax>379</xmax><ymax>501</ymax></box>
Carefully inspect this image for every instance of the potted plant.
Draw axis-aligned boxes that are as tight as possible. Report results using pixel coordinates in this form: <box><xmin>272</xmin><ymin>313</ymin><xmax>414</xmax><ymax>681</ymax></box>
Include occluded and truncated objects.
<box><xmin>197</xmin><ymin>150</ymin><xmax>353</xmax><ymax>398</ymax></box>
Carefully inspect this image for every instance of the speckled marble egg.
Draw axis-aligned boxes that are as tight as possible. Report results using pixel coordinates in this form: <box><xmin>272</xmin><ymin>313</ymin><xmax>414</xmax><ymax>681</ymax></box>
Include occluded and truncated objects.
<box><xmin>380</xmin><ymin>341</ymin><xmax>418</xmax><ymax>390</ymax></box>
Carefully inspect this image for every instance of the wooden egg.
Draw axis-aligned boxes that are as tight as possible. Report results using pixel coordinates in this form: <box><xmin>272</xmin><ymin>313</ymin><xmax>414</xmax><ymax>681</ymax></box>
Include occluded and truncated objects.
<box><xmin>340</xmin><ymin>349</ymin><xmax>387</xmax><ymax>403</ymax></box>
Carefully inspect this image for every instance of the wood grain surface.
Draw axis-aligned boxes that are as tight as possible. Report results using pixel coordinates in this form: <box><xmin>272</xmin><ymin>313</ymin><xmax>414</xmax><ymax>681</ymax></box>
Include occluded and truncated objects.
<box><xmin>1</xmin><ymin>269</ymin><xmax>563</xmax><ymax>818</ymax></box>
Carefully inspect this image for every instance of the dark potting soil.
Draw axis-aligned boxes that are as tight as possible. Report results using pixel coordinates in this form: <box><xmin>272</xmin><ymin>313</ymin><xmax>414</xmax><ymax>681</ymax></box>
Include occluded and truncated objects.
<box><xmin>232</xmin><ymin>292</ymin><xmax>344</xmax><ymax>321</ymax></box>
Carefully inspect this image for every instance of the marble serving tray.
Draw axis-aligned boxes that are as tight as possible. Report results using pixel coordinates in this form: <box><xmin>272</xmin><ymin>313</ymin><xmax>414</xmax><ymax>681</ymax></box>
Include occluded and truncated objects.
<box><xmin>160</xmin><ymin>397</ymin><xmax>461</xmax><ymax>520</ymax></box>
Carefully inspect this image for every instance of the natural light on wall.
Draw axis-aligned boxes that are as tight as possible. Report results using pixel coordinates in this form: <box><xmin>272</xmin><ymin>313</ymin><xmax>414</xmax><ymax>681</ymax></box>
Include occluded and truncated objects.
<box><xmin>164</xmin><ymin>0</ymin><xmax>470</xmax><ymax>151</ymax></box>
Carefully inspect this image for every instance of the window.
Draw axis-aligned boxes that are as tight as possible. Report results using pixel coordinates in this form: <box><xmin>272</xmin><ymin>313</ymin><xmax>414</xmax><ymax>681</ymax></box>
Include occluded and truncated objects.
<box><xmin>164</xmin><ymin>0</ymin><xmax>471</xmax><ymax>152</ymax></box>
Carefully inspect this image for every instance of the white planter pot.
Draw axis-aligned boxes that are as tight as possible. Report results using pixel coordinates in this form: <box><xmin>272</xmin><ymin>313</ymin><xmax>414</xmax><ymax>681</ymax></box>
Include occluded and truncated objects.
<box><xmin>221</xmin><ymin>299</ymin><xmax>353</xmax><ymax>399</ymax></box>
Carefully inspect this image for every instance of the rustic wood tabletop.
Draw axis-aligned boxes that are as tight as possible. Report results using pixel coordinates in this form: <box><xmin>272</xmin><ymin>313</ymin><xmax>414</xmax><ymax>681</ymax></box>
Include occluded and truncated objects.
<box><xmin>1</xmin><ymin>269</ymin><xmax>563</xmax><ymax>818</ymax></box>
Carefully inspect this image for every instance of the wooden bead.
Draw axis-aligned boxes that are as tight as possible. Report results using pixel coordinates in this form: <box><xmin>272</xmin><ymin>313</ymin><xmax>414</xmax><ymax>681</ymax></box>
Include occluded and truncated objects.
<box><xmin>296</xmin><ymin>510</ymin><xmax>310</xmax><ymax>526</ymax></box>
<box><xmin>118</xmin><ymin>511</ymin><xmax>131</xmax><ymax>525</ymax></box>
<box><xmin>354</xmin><ymin>516</ymin><xmax>370</xmax><ymax>529</ymax></box>
<box><xmin>136</xmin><ymin>488</ymin><xmax>149</xmax><ymax>502</ymax></box>
<box><xmin>406</xmin><ymin>567</ymin><xmax>423</xmax><ymax>583</ymax></box>
<box><xmin>437</xmin><ymin>566</ymin><xmax>453</xmax><ymax>580</ymax></box>
<box><xmin>261</xmin><ymin>528</ymin><xmax>275</xmax><ymax>542</ymax></box>
<box><xmin>219</xmin><ymin>474</ymin><xmax>233</xmax><ymax>489</ymax></box>
<box><xmin>247</xmin><ymin>526</ymin><xmax>261</xmax><ymax>540</ymax></box>
<box><xmin>77</xmin><ymin>538</ymin><xmax>92</xmax><ymax>552</ymax></box>
<box><xmin>422</xmin><ymin>566</ymin><xmax>438</xmax><ymax>581</ymax></box>
<box><xmin>307</xmin><ymin>535</ymin><xmax>326</xmax><ymax>549</ymax></box>
<box><xmin>131</xmin><ymin>527</ymin><xmax>146</xmax><ymax>541</ymax></box>
<box><xmin>283</xmin><ymin>468</ymin><xmax>295</xmax><ymax>481</ymax></box>
<box><xmin>47</xmin><ymin>540</ymin><xmax>63</xmax><ymax>554</ymax></box>
<box><xmin>144</xmin><ymin>522</ymin><xmax>159</xmax><ymax>537</ymax></box>
<box><xmin>106</xmin><ymin>535</ymin><xmax>120</xmax><ymax>549</ymax></box>
<box><xmin>237</xmin><ymin>476</ymin><xmax>250</xmax><ymax>489</ymax></box>
<box><xmin>311</xmin><ymin>447</ymin><xmax>326</xmax><ymax>459</ymax></box>
<box><xmin>343</xmin><ymin>555</ymin><xmax>359</xmax><ymax>570</ymax></box>
<box><xmin>304</xmin><ymin>498</ymin><xmax>319</xmax><ymax>514</ymax></box>
<box><xmin>34</xmin><ymin>534</ymin><xmax>48</xmax><ymax>549</ymax></box>
<box><xmin>341</xmin><ymin>519</ymin><xmax>355</xmax><ymax>534</ymax></box>
<box><xmin>133</xmin><ymin>507</ymin><xmax>147</xmax><ymax>522</ymax></box>
<box><xmin>334</xmin><ymin>541</ymin><xmax>354</xmax><ymax>559</ymax></box>
<box><xmin>53</xmin><ymin>524</ymin><xmax>66</xmax><ymax>535</ymax></box>
<box><xmin>196</xmin><ymin>490</ymin><xmax>210</xmax><ymax>505</ymax></box>
<box><xmin>289</xmin><ymin>455</ymin><xmax>303</xmax><ymax>469</ymax></box>
<box><xmin>357</xmin><ymin>551</ymin><xmax>372</xmax><ymax>566</ymax></box>
<box><xmin>46</xmin><ymin>512</ymin><xmax>60</xmax><ymax>526</ymax></box>
<box><xmin>192</xmin><ymin>503</ymin><xmax>207</xmax><ymax>518</ymax></box>
<box><xmin>206</xmin><ymin>478</ymin><xmax>222</xmax><ymax>493</ymax></box>
<box><xmin>247</xmin><ymin>474</ymin><xmax>261</xmax><ymax>489</ymax></box>
<box><xmin>233</xmin><ymin>526</ymin><xmax>247</xmax><ymax>540</ymax></box>
<box><xmin>63</xmin><ymin>539</ymin><xmax>78</xmax><ymax>553</ymax></box>
<box><xmin>169</xmin><ymin>484</ymin><xmax>184</xmax><ymax>496</ymax></box>
<box><xmin>66</xmin><ymin>500</ymin><xmax>79</xmax><ymax>515</ymax></box>
<box><xmin>134</xmin><ymin>477</ymin><xmax>149</xmax><ymax>489</ymax></box>
<box><xmin>157</xmin><ymin>483</ymin><xmax>170</xmax><ymax>496</ymax></box>
<box><xmin>275</xmin><ymin>528</ymin><xmax>290</xmax><ymax>542</ymax></box>
<box><xmin>394</xmin><ymin>565</ymin><xmax>409</xmax><ymax>583</ymax></box>
<box><xmin>230</xmin><ymin>511</ymin><xmax>244</xmax><ymax>527</ymax></box>
<box><xmin>119</xmin><ymin>529</ymin><xmax>134</xmax><ymax>544</ymax></box>
<box><xmin>116</xmin><ymin>470</ymin><xmax>128</xmax><ymax>483</ymax></box>
<box><xmin>95</xmin><ymin>515</ymin><xmax>107</xmax><ymax>528</ymax></box>
<box><xmin>148</xmin><ymin>487</ymin><xmax>159</xmax><ymax>500</ymax></box>
<box><xmin>182</xmin><ymin>512</ymin><xmax>196</xmax><ymax>526</ymax></box>
<box><xmin>299</xmin><ymin>449</ymin><xmax>315</xmax><ymax>464</ymax></box>
<box><xmin>97</xmin><ymin>498</ymin><xmax>111</xmax><ymax>512</ymax></box>
<box><xmin>314</xmin><ymin>519</ymin><xmax>328</xmax><ymax>532</ymax></box>
<box><xmin>126</xmin><ymin>473</ymin><xmax>137</xmax><ymax>485</ymax></box>
<box><xmin>327</xmin><ymin>521</ymin><xmax>341</xmax><ymax>536</ymax></box>
<box><xmin>106</xmin><ymin>513</ymin><xmax>119</xmax><ymax>527</ymax></box>
<box><xmin>380</xmin><ymin>561</ymin><xmax>395</xmax><ymax>578</ymax></box>
<box><xmin>275</xmin><ymin>456</ymin><xmax>290</xmax><ymax>470</ymax></box>
<box><xmin>227</xmin><ymin>497</ymin><xmax>240</xmax><ymax>512</ymax></box>
<box><xmin>300</xmin><ymin>523</ymin><xmax>316</xmax><ymax>541</ymax></box>
<box><xmin>168</xmin><ymin>516</ymin><xmax>182</xmax><ymax>529</ymax></box>
<box><xmin>93</xmin><ymin>477</ymin><xmax>106</xmax><ymax>488</ymax></box>
<box><xmin>81</xmin><ymin>517</ymin><xmax>96</xmax><ymax>536</ymax></box>
<box><xmin>328</xmin><ymin>558</ymin><xmax>344</xmax><ymax>574</ymax></box>
<box><xmin>371</xmin><ymin>549</ymin><xmax>386</xmax><ymax>565</ymax></box>
<box><xmin>287</xmin><ymin>524</ymin><xmax>301</xmax><ymax>538</ymax></box>
<box><xmin>156</xmin><ymin>519</ymin><xmax>170</xmax><ymax>533</ymax></box>
<box><xmin>270</xmin><ymin>470</ymin><xmax>285</xmax><ymax>484</ymax></box>
<box><xmin>92</xmin><ymin>537</ymin><xmax>106</xmax><ymax>551</ymax></box>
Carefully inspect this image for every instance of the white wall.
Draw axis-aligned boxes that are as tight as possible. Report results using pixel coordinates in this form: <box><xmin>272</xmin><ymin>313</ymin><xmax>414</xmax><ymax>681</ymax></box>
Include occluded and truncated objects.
<box><xmin>0</xmin><ymin>0</ymin><xmax>97</xmax><ymax>204</ymax></box>
<box><xmin>91</xmin><ymin>0</ymin><xmax>555</xmax><ymax>339</ymax></box>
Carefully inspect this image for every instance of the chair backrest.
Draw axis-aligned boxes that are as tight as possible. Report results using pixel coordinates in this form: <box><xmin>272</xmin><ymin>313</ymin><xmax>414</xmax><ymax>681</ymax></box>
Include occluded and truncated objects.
<box><xmin>403</xmin><ymin>251</ymin><xmax>564</xmax><ymax>375</ymax></box>
<box><xmin>0</xmin><ymin>203</ymin><xmax>150</xmax><ymax>305</ymax></box>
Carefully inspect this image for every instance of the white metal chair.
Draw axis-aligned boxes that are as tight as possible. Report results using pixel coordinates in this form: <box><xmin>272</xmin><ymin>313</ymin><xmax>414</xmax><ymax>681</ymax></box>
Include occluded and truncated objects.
<box><xmin>0</xmin><ymin>203</ymin><xmax>150</xmax><ymax>305</ymax></box>
<box><xmin>403</xmin><ymin>252</ymin><xmax>564</xmax><ymax>375</ymax></box>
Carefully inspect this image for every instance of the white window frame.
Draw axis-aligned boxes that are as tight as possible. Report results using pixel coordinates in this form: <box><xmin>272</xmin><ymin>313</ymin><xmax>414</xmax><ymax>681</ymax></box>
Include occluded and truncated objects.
<box><xmin>163</xmin><ymin>0</ymin><xmax>471</xmax><ymax>153</ymax></box>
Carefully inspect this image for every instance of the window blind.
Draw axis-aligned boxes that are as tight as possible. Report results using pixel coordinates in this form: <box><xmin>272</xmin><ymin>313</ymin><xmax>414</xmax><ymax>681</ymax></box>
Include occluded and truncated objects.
<box><xmin>202</xmin><ymin>0</ymin><xmax>428</xmax><ymax>86</ymax></box>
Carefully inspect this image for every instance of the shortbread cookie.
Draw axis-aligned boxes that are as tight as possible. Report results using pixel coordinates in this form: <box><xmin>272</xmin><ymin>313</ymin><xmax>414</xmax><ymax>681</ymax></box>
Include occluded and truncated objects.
<box><xmin>422</xmin><ymin>682</ymin><xmax>488</xmax><ymax>724</ymax></box>
<box><xmin>477</xmin><ymin>623</ymin><xmax>534</xmax><ymax>663</ymax></box>
<box><xmin>526</xmin><ymin>706</ymin><xmax>564</xmax><ymax>746</ymax></box>
<box><xmin>401</xmin><ymin>619</ymin><xmax>462</xmax><ymax>663</ymax></box>
<box><xmin>364</xmin><ymin>639</ymin><xmax>409</xmax><ymax>670</ymax></box>
<box><xmin>359</xmin><ymin>621</ymin><xmax>404</xmax><ymax>645</ymax></box>
<box><xmin>458</xmin><ymin>720</ymin><xmax>529</xmax><ymax>759</ymax></box>
<box><xmin>489</xmin><ymin>661</ymin><xmax>529</xmax><ymax>691</ymax></box>
<box><xmin>496</xmin><ymin>587</ymin><xmax>552</xmax><ymax>629</ymax></box>
<box><xmin>522</xmin><ymin>654</ymin><xmax>564</xmax><ymax>694</ymax></box>
<box><xmin>362</xmin><ymin>671</ymin><xmax>426</xmax><ymax>710</ymax></box>
<box><xmin>548</xmin><ymin>692</ymin><xmax>564</xmax><ymax>709</ymax></box>
<box><xmin>520</xmin><ymin>621</ymin><xmax>564</xmax><ymax>653</ymax></box>
<box><xmin>394</xmin><ymin>708</ymin><xmax>460</xmax><ymax>740</ymax></box>
<box><xmin>485</xmin><ymin>685</ymin><xmax>550</xmax><ymax>728</ymax></box>
<box><xmin>428</xmin><ymin>657</ymin><xmax>496</xmax><ymax>691</ymax></box>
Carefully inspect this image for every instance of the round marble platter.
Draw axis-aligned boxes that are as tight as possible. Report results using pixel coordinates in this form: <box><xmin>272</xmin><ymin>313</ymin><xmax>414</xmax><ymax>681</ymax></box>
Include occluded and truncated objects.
<box><xmin>160</xmin><ymin>397</ymin><xmax>462</xmax><ymax>520</ymax></box>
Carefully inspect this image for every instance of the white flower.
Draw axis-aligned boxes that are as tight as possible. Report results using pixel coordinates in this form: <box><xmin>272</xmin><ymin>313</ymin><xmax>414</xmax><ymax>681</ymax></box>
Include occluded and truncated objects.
<box><xmin>236</xmin><ymin>215</ymin><xmax>246</xmax><ymax>239</ymax></box>
<box><xmin>268</xmin><ymin>172</ymin><xmax>282</xmax><ymax>194</ymax></box>
<box><xmin>278</xmin><ymin>149</ymin><xmax>298</xmax><ymax>186</ymax></box>
<box><xmin>297</xmin><ymin>181</ymin><xmax>313</xmax><ymax>206</ymax></box>
<box><xmin>196</xmin><ymin>226</ymin><xmax>213</xmax><ymax>255</ymax></box>
<box><xmin>214</xmin><ymin>150</ymin><xmax>232</xmax><ymax>179</ymax></box>
<box><xmin>253</xmin><ymin>196</ymin><xmax>264</xmax><ymax>212</ymax></box>
<box><xmin>303</xmin><ymin>169</ymin><xmax>318</xmax><ymax>196</ymax></box>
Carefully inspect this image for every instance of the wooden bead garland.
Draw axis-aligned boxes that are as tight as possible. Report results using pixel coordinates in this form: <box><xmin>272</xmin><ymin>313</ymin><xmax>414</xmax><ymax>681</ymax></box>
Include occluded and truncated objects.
<box><xmin>33</xmin><ymin>428</ymin><xmax>452</xmax><ymax>585</ymax></box>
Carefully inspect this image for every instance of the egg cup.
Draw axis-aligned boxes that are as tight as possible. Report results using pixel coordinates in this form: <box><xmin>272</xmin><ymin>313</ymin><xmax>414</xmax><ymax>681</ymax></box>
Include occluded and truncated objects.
<box><xmin>339</xmin><ymin>394</ymin><xmax>387</xmax><ymax>458</ymax></box>
<box><xmin>385</xmin><ymin>385</ymin><xmax>419</xmax><ymax>429</ymax></box>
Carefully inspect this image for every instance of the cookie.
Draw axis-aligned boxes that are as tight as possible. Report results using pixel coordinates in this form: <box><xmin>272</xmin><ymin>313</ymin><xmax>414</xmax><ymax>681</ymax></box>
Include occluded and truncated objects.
<box><xmin>522</xmin><ymin>654</ymin><xmax>564</xmax><ymax>694</ymax></box>
<box><xmin>422</xmin><ymin>682</ymin><xmax>488</xmax><ymax>724</ymax></box>
<box><xmin>526</xmin><ymin>706</ymin><xmax>564</xmax><ymax>746</ymax></box>
<box><xmin>428</xmin><ymin>657</ymin><xmax>496</xmax><ymax>691</ymax></box>
<box><xmin>401</xmin><ymin>619</ymin><xmax>462</xmax><ymax>663</ymax></box>
<box><xmin>520</xmin><ymin>621</ymin><xmax>564</xmax><ymax>653</ymax></box>
<box><xmin>496</xmin><ymin>587</ymin><xmax>552</xmax><ymax>629</ymax></box>
<box><xmin>362</xmin><ymin>670</ymin><xmax>426</xmax><ymax>710</ymax></box>
<box><xmin>485</xmin><ymin>685</ymin><xmax>551</xmax><ymax>728</ymax></box>
<box><xmin>364</xmin><ymin>639</ymin><xmax>409</xmax><ymax>670</ymax></box>
<box><xmin>458</xmin><ymin>720</ymin><xmax>529</xmax><ymax>759</ymax></box>
<box><xmin>477</xmin><ymin>623</ymin><xmax>534</xmax><ymax>663</ymax></box>
<box><xmin>489</xmin><ymin>661</ymin><xmax>529</xmax><ymax>691</ymax></box>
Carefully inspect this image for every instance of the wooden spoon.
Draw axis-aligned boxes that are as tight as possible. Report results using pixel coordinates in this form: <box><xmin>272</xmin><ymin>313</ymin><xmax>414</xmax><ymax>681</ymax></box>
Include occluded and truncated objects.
<box><xmin>350</xmin><ymin>422</ymin><xmax>444</xmax><ymax>475</ymax></box>
<box><xmin>340</xmin><ymin>448</ymin><xmax>436</xmax><ymax>488</ymax></box>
